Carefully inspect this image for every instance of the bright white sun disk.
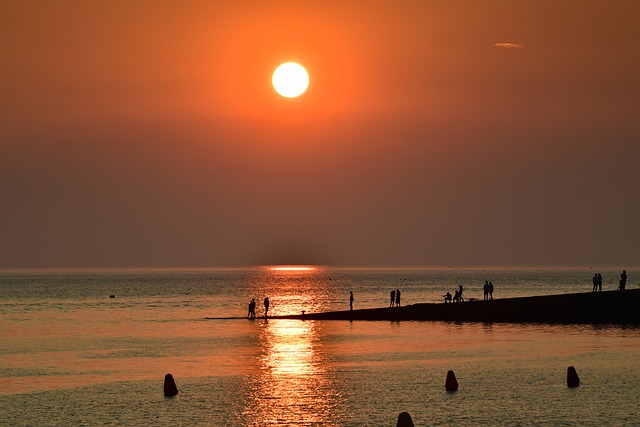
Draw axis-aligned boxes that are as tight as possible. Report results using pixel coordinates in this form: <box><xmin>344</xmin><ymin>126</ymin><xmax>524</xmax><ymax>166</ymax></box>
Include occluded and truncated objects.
<box><xmin>272</xmin><ymin>62</ymin><xmax>309</xmax><ymax>98</ymax></box>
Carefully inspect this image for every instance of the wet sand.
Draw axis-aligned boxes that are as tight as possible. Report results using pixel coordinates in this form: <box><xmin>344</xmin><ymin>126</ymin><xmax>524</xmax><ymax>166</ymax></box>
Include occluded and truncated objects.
<box><xmin>275</xmin><ymin>289</ymin><xmax>639</xmax><ymax>324</ymax></box>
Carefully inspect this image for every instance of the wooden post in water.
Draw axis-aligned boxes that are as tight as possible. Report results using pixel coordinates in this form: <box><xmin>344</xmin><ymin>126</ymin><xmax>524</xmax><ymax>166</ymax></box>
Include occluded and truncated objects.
<box><xmin>397</xmin><ymin>411</ymin><xmax>414</xmax><ymax>427</ymax></box>
<box><xmin>164</xmin><ymin>373</ymin><xmax>179</xmax><ymax>396</ymax></box>
<box><xmin>445</xmin><ymin>370</ymin><xmax>459</xmax><ymax>391</ymax></box>
<box><xmin>567</xmin><ymin>366</ymin><xmax>580</xmax><ymax>387</ymax></box>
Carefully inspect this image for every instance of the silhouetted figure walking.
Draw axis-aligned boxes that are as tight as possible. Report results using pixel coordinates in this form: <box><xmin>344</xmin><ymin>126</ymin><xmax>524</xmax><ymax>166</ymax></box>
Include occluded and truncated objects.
<box><xmin>619</xmin><ymin>270</ymin><xmax>627</xmax><ymax>290</ymax></box>
<box><xmin>390</xmin><ymin>290</ymin><xmax>396</xmax><ymax>307</ymax></box>
<box><xmin>395</xmin><ymin>289</ymin><xmax>401</xmax><ymax>307</ymax></box>
<box><xmin>350</xmin><ymin>291</ymin><xmax>354</xmax><ymax>310</ymax></box>
<box><xmin>264</xmin><ymin>297</ymin><xmax>270</xmax><ymax>317</ymax></box>
<box><xmin>458</xmin><ymin>285</ymin><xmax>464</xmax><ymax>302</ymax></box>
<box><xmin>488</xmin><ymin>282</ymin><xmax>494</xmax><ymax>300</ymax></box>
<box><xmin>592</xmin><ymin>274</ymin><xmax>598</xmax><ymax>292</ymax></box>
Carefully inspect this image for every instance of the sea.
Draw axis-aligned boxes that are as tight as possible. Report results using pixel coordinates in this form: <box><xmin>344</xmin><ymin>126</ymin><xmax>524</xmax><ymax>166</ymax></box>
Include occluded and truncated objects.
<box><xmin>0</xmin><ymin>267</ymin><xmax>638</xmax><ymax>426</ymax></box>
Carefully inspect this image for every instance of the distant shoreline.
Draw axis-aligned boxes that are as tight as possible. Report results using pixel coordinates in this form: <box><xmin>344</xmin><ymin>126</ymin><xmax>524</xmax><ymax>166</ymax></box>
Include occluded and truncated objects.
<box><xmin>274</xmin><ymin>289</ymin><xmax>640</xmax><ymax>325</ymax></box>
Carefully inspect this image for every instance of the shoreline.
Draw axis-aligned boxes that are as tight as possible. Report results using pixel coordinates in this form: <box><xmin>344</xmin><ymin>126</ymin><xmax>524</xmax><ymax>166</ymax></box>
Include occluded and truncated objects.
<box><xmin>273</xmin><ymin>289</ymin><xmax>640</xmax><ymax>324</ymax></box>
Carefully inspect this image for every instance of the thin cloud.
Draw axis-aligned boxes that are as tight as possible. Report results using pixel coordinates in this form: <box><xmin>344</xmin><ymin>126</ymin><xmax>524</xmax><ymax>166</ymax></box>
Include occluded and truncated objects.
<box><xmin>493</xmin><ymin>42</ymin><xmax>525</xmax><ymax>48</ymax></box>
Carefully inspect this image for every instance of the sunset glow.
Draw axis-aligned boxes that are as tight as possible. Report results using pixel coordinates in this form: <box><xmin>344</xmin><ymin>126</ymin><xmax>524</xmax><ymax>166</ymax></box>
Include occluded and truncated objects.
<box><xmin>1</xmin><ymin>0</ymin><xmax>637</xmax><ymax>269</ymax></box>
<box><xmin>269</xmin><ymin>266</ymin><xmax>317</xmax><ymax>272</ymax></box>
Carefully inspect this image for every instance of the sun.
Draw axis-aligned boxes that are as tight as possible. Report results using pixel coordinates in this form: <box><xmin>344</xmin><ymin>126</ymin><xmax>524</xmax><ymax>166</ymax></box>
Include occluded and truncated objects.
<box><xmin>272</xmin><ymin>62</ymin><xmax>309</xmax><ymax>98</ymax></box>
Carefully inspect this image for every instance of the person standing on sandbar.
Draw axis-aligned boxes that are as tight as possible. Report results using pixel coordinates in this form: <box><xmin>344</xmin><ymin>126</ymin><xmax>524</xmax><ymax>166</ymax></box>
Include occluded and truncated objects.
<box><xmin>619</xmin><ymin>270</ymin><xmax>627</xmax><ymax>290</ymax></box>
<box><xmin>350</xmin><ymin>291</ymin><xmax>354</xmax><ymax>310</ymax></box>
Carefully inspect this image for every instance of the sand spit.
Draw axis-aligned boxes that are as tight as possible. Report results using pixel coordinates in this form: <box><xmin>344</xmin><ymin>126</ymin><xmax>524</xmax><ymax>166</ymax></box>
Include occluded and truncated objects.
<box><xmin>274</xmin><ymin>289</ymin><xmax>639</xmax><ymax>324</ymax></box>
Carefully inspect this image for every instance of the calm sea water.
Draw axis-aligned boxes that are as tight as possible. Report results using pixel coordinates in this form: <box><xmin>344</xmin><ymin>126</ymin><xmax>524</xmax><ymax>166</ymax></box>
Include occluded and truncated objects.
<box><xmin>1</xmin><ymin>267</ymin><xmax>638</xmax><ymax>426</ymax></box>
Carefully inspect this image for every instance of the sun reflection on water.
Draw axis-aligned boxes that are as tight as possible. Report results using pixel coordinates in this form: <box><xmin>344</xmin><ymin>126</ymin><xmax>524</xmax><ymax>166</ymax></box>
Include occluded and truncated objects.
<box><xmin>239</xmin><ymin>267</ymin><xmax>346</xmax><ymax>426</ymax></box>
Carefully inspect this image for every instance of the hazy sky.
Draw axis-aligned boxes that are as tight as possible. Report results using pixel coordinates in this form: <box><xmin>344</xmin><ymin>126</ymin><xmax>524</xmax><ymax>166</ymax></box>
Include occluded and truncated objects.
<box><xmin>1</xmin><ymin>1</ymin><xmax>638</xmax><ymax>268</ymax></box>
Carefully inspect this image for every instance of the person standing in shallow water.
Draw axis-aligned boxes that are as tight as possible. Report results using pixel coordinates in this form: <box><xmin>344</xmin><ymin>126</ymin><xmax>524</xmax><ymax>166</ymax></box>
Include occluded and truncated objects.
<box><xmin>349</xmin><ymin>291</ymin><xmax>354</xmax><ymax>310</ymax></box>
<box><xmin>263</xmin><ymin>297</ymin><xmax>270</xmax><ymax>318</ymax></box>
<box><xmin>390</xmin><ymin>290</ymin><xmax>395</xmax><ymax>307</ymax></box>
<box><xmin>592</xmin><ymin>274</ymin><xmax>598</xmax><ymax>292</ymax></box>
<box><xmin>395</xmin><ymin>289</ymin><xmax>401</xmax><ymax>307</ymax></box>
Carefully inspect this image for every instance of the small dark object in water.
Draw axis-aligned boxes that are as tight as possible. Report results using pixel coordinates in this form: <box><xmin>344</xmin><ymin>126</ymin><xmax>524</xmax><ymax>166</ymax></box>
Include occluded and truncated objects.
<box><xmin>301</xmin><ymin>310</ymin><xmax>306</xmax><ymax>315</ymax></box>
<box><xmin>567</xmin><ymin>366</ymin><xmax>580</xmax><ymax>387</ymax></box>
<box><xmin>164</xmin><ymin>373</ymin><xmax>179</xmax><ymax>396</ymax></box>
<box><xmin>109</xmin><ymin>295</ymin><xmax>115</xmax><ymax>298</ymax></box>
<box><xmin>397</xmin><ymin>411</ymin><xmax>415</xmax><ymax>427</ymax></box>
<box><xmin>445</xmin><ymin>370</ymin><xmax>459</xmax><ymax>391</ymax></box>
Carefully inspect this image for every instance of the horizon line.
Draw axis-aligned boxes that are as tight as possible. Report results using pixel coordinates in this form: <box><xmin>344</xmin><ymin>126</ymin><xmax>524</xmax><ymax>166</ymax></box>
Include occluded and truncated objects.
<box><xmin>1</xmin><ymin>264</ymin><xmax>637</xmax><ymax>274</ymax></box>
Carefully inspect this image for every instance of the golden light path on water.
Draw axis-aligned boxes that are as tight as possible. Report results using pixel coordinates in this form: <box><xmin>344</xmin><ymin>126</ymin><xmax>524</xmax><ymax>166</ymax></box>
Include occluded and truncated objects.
<box><xmin>238</xmin><ymin>266</ymin><xmax>346</xmax><ymax>426</ymax></box>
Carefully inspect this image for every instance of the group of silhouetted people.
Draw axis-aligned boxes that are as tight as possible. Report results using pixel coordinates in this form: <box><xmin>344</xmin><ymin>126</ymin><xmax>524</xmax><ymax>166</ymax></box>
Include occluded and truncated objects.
<box><xmin>443</xmin><ymin>285</ymin><xmax>464</xmax><ymax>303</ymax></box>
<box><xmin>483</xmin><ymin>281</ymin><xmax>494</xmax><ymax>300</ymax></box>
<box><xmin>390</xmin><ymin>289</ymin><xmax>401</xmax><ymax>307</ymax></box>
<box><xmin>591</xmin><ymin>270</ymin><xmax>628</xmax><ymax>291</ymax></box>
<box><xmin>247</xmin><ymin>297</ymin><xmax>269</xmax><ymax>319</ymax></box>
<box><xmin>619</xmin><ymin>270</ymin><xmax>627</xmax><ymax>291</ymax></box>
<box><xmin>592</xmin><ymin>273</ymin><xmax>603</xmax><ymax>292</ymax></box>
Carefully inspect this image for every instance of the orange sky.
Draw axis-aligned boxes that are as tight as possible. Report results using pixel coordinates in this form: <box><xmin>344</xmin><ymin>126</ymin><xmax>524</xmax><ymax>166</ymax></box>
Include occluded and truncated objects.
<box><xmin>1</xmin><ymin>1</ymin><xmax>638</xmax><ymax>268</ymax></box>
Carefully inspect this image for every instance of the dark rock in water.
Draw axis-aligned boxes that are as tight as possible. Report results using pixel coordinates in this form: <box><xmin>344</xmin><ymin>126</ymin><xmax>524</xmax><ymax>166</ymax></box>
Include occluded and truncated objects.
<box><xmin>164</xmin><ymin>373</ymin><xmax>179</xmax><ymax>396</ymax></box>
<box><xmin>397</xmin><ymin>411</ymin><xmax>414</xmax><ymax>427</ymax></box>
<box><xmin>109</xmin><ymin>295</ymin><xmax>115</xmax><ymax>298</ymax></box>
<box><xmin>445</xmin><ymin>370</ymin><xmax>459</xmax><ymax>391</ymax></box>
<box><xmin>567</xmin><ymin>366</ymin><xmax>580</xmax><ymax>387</ymax></box>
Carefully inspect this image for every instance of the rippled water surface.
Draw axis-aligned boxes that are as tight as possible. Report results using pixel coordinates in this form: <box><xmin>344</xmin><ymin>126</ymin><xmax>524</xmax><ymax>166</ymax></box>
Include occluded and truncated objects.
<box><xmin>1</xmin><ymin>267</ymin><xmax>638</xmax><ymax>426</ymax></box>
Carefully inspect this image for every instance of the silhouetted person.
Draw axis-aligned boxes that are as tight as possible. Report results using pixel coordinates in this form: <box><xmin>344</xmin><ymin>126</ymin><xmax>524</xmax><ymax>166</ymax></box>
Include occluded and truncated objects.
<box><xmin>458</xmin><ymin>285</ymin><xmax>464</xmax><ymax>302</ymax></box>
<box><xmin>264</xmin><ymin>297</ymin><xmax>270</xmax><ymax>317</ymax></box>
<box><xmin>619</xmin><ymin>270</ymin><xmax>627</xmax><ymax>290</ymax></box>
<box><xmin>248</xmin><ymin>298</ymin><xmax>256</xmax><ymax>318</ymax></box>
<box><xmin>484</xmin><ymin>281</ymin><xmax>489</xmax><ymax>300</ymax></box>
<box><xmin>592</xmin><ymin>274</ymin><xmax>598</xmax><ymax>292</ymax></box>
<box><xmin>597</xmin><ymin>273</ymin><xmax>602</xmax><ymax>292</ymax></box>
<box><xmin>488</xmin><ymin>282</ymin><xmax>494</xmax><ymax>300</ymax></box>
<box><xmin>443</xmin><ymin>292</ymin><xmax>452</xmax><ymax>303</ymax></box>
<box><xmin>390</xmin><ymin>290</ymin><xmax>396</xmax><ymax>307</ymax></box>
<box><xmin>395</xmin><ymin>289</ymin><xmax>401</xmax><ymax>307</ymax></box>
<box><xmin>349</xmin><ymin>291</ymin><xmax>354</xmax><ymax>310</ymax></box>
<box><xmin>453</xmin><ymin>290</ymin><xmax>461</xmax><ymax>303</ymax></box>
